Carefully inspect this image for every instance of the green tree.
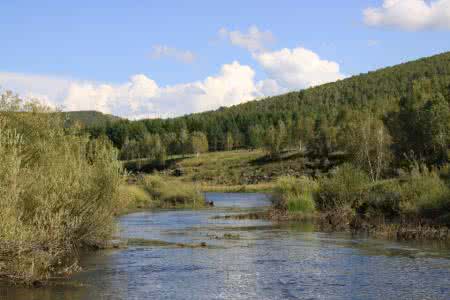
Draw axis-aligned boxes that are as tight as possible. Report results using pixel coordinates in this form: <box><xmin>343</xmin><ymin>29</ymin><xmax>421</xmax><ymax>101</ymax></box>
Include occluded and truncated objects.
<box><xmin>178</xmin><ymin>127</ymin><xmax>189</xmax><ymax>157</ymax></box>
<box><xmin>388</xmin><ymin>81</ymin><xmax>450</xmax><ymax>165</ymax></box>
<box><xmin>264</xmin><ymin>120</ymin><xmax>287</xmax><ymax>158</ymax></box>
<box><xmin>224</xmin><ymin>132</ymin><xmax>234</xmax><ymax>151</ymax></box>
<box><xmin>190</xmin><ymin>131</ymin><xmax>209</xmax><ymax>156</ymax></box>
<box><xmin>292</xmin><ymin>117</ymin><xmax>314</xmax><ymax>152</ymax></box>
<box><xmin>120</xmin><ymin>138</ymin><xmax>139</xmax><ymax>160</ymax></box>
<box><xmin>309</xmin><ymin>118</ymin><xmax>337</xmax><ymax>157</ymax></box>
<box><xmin>249</xmin><ymin>125</ymin><xmax>264</xmax><ymax>149</ymax></box>
<box><xmin>420</xmin><ymin>93</ymin><xmax>450</xmax><ymax>163</ymax></box>
<box><xmin>339</xmin><ymin>112</ymin><xmax>392</xmax><ymax>182</ymax></box>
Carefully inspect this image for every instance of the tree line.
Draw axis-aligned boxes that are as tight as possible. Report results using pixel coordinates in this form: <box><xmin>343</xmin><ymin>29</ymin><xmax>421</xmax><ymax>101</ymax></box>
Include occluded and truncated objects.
<box><xmin>83</xmin><ymin>52</ymin><xmax>450</xmax><ymax>170</ymax></box>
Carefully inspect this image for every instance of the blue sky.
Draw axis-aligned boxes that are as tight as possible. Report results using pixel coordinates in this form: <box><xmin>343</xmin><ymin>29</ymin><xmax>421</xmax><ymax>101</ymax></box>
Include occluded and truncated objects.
<box><xmin>1</xmin><ymin>0</ymin><xmax>449</xmax><ymax>118</ymax></box>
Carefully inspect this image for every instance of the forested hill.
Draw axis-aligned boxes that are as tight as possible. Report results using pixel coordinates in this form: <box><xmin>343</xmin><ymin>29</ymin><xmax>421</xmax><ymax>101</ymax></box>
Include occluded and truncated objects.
<box><xmin>61</xmin><ymin>110</ymin><xmax>122</xmax><ymax>127</ymax></box>
<box><xmin>85</xmin><ymin>51</ymin><xmax>450</xmax><ymax>164</ymax></box>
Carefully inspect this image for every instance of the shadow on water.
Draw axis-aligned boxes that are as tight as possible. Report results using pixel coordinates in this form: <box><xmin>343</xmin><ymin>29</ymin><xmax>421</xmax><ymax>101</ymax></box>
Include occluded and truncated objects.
<box><xmin>1</xmin><ymin>192</ymin><xmax>450</xmax><ymax>300</ymax></box>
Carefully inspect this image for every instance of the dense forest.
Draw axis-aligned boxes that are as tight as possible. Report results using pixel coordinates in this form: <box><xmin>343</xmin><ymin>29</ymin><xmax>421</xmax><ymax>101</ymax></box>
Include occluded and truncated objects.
<box><xmin>81</xmin><ymin>51</ymin><xmax>450</xmax><ymax>169</ymax></box>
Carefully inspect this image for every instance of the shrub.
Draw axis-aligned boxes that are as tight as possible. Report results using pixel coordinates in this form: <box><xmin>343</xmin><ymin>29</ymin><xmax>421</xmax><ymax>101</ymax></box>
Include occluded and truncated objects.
<box><xmin>0</xmin><ymin>97</ymin><xmax>122</xmax><ymax>283</ymax></box>
<box><xmin>118</xmin><ymin>185</ymin><xmax>154</xmax><ymax>212</ymax></box>
<box><xmin>274</xmin><ymin>176</ymin><xmax>318</xmax><ymax>213</ymax></box>
<box><xmin>360</xmin><ymin>165</ymin><xmax>450</xmax><ymax>223</ymax></box>
<box><xmin>317</xmin><ymin>164</ymin><xmax>370</xmax><ymax>210</ymax></box>
<box><xmin>439</xmin><ymin>163</ymin><xmax>450</xmax><ymax>181</ymax></box>
<box><xmin>397</xmin><ymin>165</ymin><xmax>449</xmax><ymax>220</ymax></box>
<box><xmin>140</xmin><ymin>175</ymin><xmax>205</xmax><ymax>208</ymax></box>
<box><xmin>363</xmin><ymin>180</ymin><xmax>402</xmax><ymax>218</ymax></box>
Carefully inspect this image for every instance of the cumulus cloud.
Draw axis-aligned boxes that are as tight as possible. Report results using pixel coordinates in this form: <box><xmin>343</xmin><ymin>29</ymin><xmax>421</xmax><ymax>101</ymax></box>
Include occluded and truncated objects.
<box><xmin>150</xmin><ymin>45</ymin><xmax>196</xmax><ymax>63</ymax></box>
<box><xmin>1</xmin><ymin>25</ymin><xmax>346</xmax><ymax>119</ymax></box>
<box><xmin>364</xmin><ymin>0</ymin><xmax>450</xmax><ymax>30</ymax></box>
<box><xmin>367</xmin><ymin>39</ymin><xmax>380</xmax><ymax>46</ymax></box>
<box><xmin>0</xmin><ymin>62</ymin><xmax>263</xmax><ymax>119</ymax></box>
<box><xmin>219</xmin><ymin>25</ymin><xmax>275</xmax><ymax>52</ymax></box>
<box><xmin>254</xmin><ymin>47</ymin><xmax>345</xmax><ymax>89</ymax></box>
<box><xmin>0</xmin><ymin>46</ymin><xmax>344</xmax><ymax>118</ymax></box>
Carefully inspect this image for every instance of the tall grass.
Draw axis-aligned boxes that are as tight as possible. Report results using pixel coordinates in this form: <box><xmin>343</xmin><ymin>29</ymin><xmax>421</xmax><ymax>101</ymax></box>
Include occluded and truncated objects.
<box><xmin>361</xmin><ymin>164</ymin><xmax>450</xmax><ymax>223</ymax></box>
<box><xmin>117</xmin><ymin>185</ymin><xmax>154</xmax><ymax>212</ymax></box>
<box><xmin>140</xmin><ymin>175</ymin><xmax>205</xmax><ymax>208</ymax></box>
<box><xmin>272</xmin><ymin>163</ymin><xmax>450</xmax><ymax>228</ymax></box>
<box><xmin>0</xmin><ymin>96</ymin><xmax>122</xmax><ymax>283</ymax></box>
<box><xmin>199</xmin><ymin>182</ymin><xmax>275</xmax><ymax>193</ymax></box>
<box><xmin>273</xmin><ymin>176</ymin><xmax>318</xmax><ymax>213</ymax></box>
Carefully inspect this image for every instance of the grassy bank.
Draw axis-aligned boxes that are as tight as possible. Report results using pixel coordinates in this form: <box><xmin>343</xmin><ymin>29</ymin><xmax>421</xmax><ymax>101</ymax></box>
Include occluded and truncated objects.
<box><xmin>199</xmin><ymin>182</ymin><xmax>275</xmax><ymax>193</ymax></box>
<box><xmin>123</xmin><ymin>149</ymin><xmax>345</xmax><ymax>193</ymax></box>
<box><xmin>271</xmin><ymin>164</ymin><xmax>450</xmax><ymax>240</ymax></box>
<box><xmin>118</xmin><ymin>175</ymin><xmax>206</xmax><ymax>213</ymax></box>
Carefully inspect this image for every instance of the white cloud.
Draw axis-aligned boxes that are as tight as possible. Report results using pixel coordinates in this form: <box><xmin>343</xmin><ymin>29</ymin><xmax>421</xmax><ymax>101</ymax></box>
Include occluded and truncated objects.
<box><xmin>0</xmin><ymin>46</ymin><xmax>344</xmax><ymax>119</ymax></box>
<box><xmin>367</xmin><ymin>39</ymin><xmax>380</xmax><ymax>46</ymax></box>
<box><xmin>254</xmin><ymin>47</ymin><xmax>345</xmax><ymax>90</ymax></box>
<box><xmin>0</xmin><ymin>62</ymin><xmax>263</xmax><ymax>119</ymax></box>
<box><xmin>219</xmin><ymin>25</ymin><xmax>275</xmax><ymax>52</ymax></box>
<box><xmin>150</xmin><ymin>45</ymin><xmax>196</xmax><ymax>63</ymax></box>
<box><xmin>257</xmin><ymin>79</ymin><xmax>286</xmax><ymax>97</ymax></box>
<box><xmin>364</xmin><ymin>0</ymin><xmax>450</xmax><ymax>30</ymax></box>
<box><xmin>219</xmin><ymin>26</ymin><xmax>344</xmax><ymax>91</ymax></box>
<box><xmin>1</xmin><ymin>27</ymin><xmax>346</xmax><ymax>119</ymax></box>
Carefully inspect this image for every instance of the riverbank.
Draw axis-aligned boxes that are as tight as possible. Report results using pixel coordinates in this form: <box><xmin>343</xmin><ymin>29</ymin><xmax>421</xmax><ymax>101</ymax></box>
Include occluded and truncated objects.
<box><xmin>217</xmin><ymin>208</ymin><xmax>450</xmax><ymax>242</ymax></box>
<box><xmin>124</xmin><ymin>157</ymin><xmax>450</xmax><ymax>242</ymax></box>
<box><xmin>3</xmin><ymin>192</ymin><xmax>449</xmax><ymax>299</ymax></box>
<box><xmin>124</xmin><ymin>149</ymin><xmax>345</xmax><ymax>187</ymax></box>
<box><xmin>118</xmin><ymin>175</ymin><xmax>207</xmax><ymax>215</ymax></box>
<box><xmin>199</xmin><ymin>182</ymin><xmax>275</xmax><ymax>193</ymax></box>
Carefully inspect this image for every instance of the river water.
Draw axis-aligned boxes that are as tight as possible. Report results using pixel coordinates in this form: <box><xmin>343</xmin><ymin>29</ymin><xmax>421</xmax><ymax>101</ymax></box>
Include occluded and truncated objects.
<box><xmin>1</xmin><ymin>193</ymin><xmax>450</xmax><ymax>299</ymax></box>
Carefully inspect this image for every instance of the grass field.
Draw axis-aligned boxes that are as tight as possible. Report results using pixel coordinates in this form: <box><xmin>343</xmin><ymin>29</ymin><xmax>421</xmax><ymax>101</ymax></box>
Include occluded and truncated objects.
<box><xmin>122</xmin><ymin>149</ymin><xmax>344</xmax><ymax>192</ymax></box>
<box><xmin>159</xmin><ymin>149</ymin><xmax>346</xmax><ymax>191</ymax></box>
<box><xmin>160</xmin><ymin>149</ymin><xmax>310</xmax><ymax>191</ymax></box>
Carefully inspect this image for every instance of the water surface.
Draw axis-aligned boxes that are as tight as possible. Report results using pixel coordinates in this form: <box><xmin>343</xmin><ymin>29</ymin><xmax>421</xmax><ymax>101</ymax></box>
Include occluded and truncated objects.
<box><xmin>1</xmin><ymin>193</ymin><xmax>449</xmax><ymax>299</ymax></box>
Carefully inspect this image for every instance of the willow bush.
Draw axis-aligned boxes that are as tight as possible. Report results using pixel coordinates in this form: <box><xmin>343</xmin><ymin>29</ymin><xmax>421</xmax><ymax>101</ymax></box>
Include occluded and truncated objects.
<box><xmin>0</xmin><ymin>92</ymin><xmax>123</xmax><ymax>283</ymax></box>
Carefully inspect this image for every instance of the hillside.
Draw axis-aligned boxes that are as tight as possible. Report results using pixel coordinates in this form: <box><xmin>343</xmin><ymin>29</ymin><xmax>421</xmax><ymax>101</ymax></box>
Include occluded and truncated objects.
<box><xmin>83</xmin><ymin>51</ymin><xmax>450</xmax><ymax>156</ymax></box>
<box><xmin>123</xmin><ymin>148</ymin><xmax>347</xmax><ymax>192</ymax></box>
<box><xmin>61</xmin><ymin>110</ymin><xmax>122</xmax><ymax>127</ymax></box>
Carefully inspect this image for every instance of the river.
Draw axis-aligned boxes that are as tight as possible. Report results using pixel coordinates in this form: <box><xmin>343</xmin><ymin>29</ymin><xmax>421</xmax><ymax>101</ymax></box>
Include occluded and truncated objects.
<box><xmin>1</xmin><ymin>193</ymin><xmax>449</xmax><ymax>299</ymax></box>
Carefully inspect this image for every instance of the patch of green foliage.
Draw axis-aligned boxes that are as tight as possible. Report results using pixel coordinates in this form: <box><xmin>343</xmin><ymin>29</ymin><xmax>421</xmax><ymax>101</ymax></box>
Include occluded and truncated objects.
<box><xmin>316</xmin><ymin>164</ymin><xmax>370</xmax><ymax>210</ymax></box>
<box><xmin>0</xmin><ymin>93</ymin><xmax>123</xmax><ymax>284</ymax></box>
<box><xmin>362</xmin><ymin>166</ymin><xmax>450</xmax><ymax>226</ymax></box>
<box><xmin>274</xmin><ymin>176</ymin><xmax>318</xmax><ymax>213</ymax></box>
<box><xmin>272</xmin><ymin>161</ymin><xmax>450</xmax><ymax>227</ymax></box>
<box><xmin>140</xmin><ymin>175</ymin><xmax>205</xmax><ymax>208</ymax></box>
<box><xmin>397</xmin><ymin>165</ymin><xmax>450</xmax><ymax>221</ymax></box>
<box><xmin>62</xmin><ymin>110</ymin><xmax>121</xmax><ymax>127</ymax></box>
<box><xmin>118</xmin><ymin>185</ymin><xmax>154</xmax><ymax>212</ymax></box>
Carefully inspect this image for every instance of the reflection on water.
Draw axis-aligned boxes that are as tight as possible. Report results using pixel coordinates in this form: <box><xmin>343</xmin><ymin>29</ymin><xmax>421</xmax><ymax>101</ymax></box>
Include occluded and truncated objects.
<box><xmin>1</xmin><ymin>193</ymin><xmax>450</xmax><ymax>299</ymax></box>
